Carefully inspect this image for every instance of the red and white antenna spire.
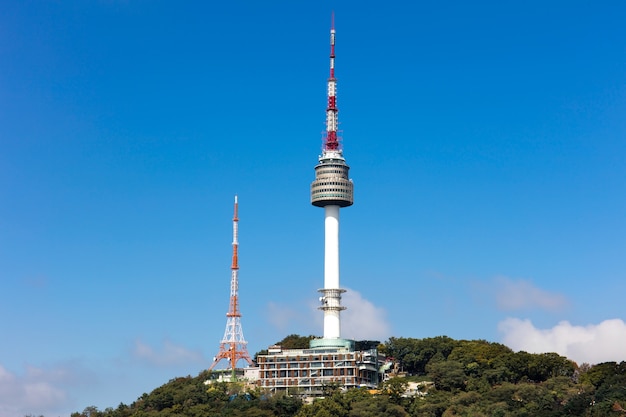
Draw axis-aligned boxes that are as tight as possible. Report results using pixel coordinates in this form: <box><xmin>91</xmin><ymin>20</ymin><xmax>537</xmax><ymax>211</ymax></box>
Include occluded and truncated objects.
<box><xmin>324</xmin><ymin>12</ymin><xmax>340</xmax><ymax>152</ymax></box>
<box><xmin>209</xmin><ymin>195</ymin><xmax>253</xmax><ymax>379</ymax></box>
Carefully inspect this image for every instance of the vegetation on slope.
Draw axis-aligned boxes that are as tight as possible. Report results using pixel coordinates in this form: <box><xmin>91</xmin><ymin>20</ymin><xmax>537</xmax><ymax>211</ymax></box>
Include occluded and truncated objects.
<box><xmin>71</xmin><ymin>335</ymin><xmax>626</xmax><ymax>417</ymax></box>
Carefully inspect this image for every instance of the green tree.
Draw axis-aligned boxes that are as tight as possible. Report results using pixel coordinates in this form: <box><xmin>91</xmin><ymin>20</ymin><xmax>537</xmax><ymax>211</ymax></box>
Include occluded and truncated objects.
<box><xmin>295</xmin><ymin>396</ymin><xmax>348</xmax><ymax>417</ymax></box>
<box><xmin>409</xmin><ymin>389</ymin><xmax>453</xmax><ymax>417</ymax></box>
<box><xmin>527</xmin><ymin>352</ymin><xmax>575</xmax><ymax>382</ymax></box>
<box><xmin>382</xmin><ymin>377</ymin><xmax>408</xmax><ymax>404</ymax></box>
<box><xmin>342</xmin><ymin>387</ymin><xmax>372</xmax><ymax>406</ymax></box>
<box><xmin>384</xmin><ymin>336</ymin><xmax>459</xmax><ymax>375</ymax></box>
<box><xmin>580</xmin><ymin>361</ymin><xmax>626</xmax><ymax>388</ymax></box>
<box><xmin>277</xmin><ymin>334</ymin><xmax>318</xmax><ymax>349</ymax></box>
<box><xmin>71</xmin><ymin>406</ymin><xmax>104</xmax><ymax>417</ymax></box>
<box><xmin>268</xmin><ymin>392</ymin><xmax>303</xmax><ymax>417</ymax></box>
<box><xmin>427</xmin><ymin>360</ymin><xmax>466</xmax><ymax>392</ymax></box>
<box><xmin>349</xmin><ymin>396</ymin><xmax>408</xmax><ymax>417</ymax></box>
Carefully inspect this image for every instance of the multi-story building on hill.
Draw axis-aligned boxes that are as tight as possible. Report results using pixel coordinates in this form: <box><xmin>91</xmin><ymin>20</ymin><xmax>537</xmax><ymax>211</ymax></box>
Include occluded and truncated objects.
<box><xmin>257</xmin><ymin>344</ymin><xmax>382</xmax><ymax>394</ymax></box>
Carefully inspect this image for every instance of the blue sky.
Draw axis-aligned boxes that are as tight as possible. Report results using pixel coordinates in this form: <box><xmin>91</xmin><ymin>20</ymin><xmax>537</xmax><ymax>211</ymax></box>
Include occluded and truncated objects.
<box><xmin>1</xmin><ymin>1</ymin><xmax>626</xmax><ymax>415</ymax></box>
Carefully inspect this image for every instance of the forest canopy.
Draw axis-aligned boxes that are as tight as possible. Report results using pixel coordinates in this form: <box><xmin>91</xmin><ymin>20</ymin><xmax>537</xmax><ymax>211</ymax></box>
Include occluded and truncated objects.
<box><xmin>70</xmin><ymin>335</ymin><xmax>626</xmax><ymax>417</ymax></box>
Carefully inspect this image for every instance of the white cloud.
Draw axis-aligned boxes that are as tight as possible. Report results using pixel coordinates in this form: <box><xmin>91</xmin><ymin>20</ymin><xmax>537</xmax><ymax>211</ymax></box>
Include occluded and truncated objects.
<box><xmin>499</xmin><ymin>317</ymin><xmax>626</xmax><ymax>364</ymax></box>
<box><xmin>266</xmin><ymin>289</ymin><xmax>391</xmax><ymax>342</ymax></box>
<box><xmin>266</xmin><ymin>301</ymin><xmax>304</xmax><ymax>332</ymax></box>
<box><xmin>0</xmin><ymin>363</ymin><xmax>80</xmax><ymax>417</ymax></box>
<box><xmin>133</xmin><ymin>339</ymin><xmax>204</xmax><ymax>366</ymax></box>
<box><xmin>493</xmin><ymin>276</ymin><xmax>568</xmax><ymax>312</ymax></box>
<box><xmin>341</xmin><ymin>288</ymin><xmax>392</xmax><ymax>341</ymax></box>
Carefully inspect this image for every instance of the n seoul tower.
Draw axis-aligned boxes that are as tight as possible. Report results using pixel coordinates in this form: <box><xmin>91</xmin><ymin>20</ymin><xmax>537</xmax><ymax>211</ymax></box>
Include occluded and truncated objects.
<box><xmin>310</xmin><ymin>16</ymin><xmax>354</xmax><ymax>344</ymax></box>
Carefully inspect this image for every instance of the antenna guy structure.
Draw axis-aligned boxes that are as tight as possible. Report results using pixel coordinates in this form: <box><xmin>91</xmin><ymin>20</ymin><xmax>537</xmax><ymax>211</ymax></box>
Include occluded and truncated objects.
<box><xmin>209</xmin><ymin>196</ymin><xmax>253</xmax><ymax>379</ymax></box>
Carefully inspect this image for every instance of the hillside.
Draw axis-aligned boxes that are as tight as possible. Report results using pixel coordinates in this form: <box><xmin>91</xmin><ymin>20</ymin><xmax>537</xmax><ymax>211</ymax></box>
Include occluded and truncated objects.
<box><xmin>71</xmin><ymin>336</ymin><xmax>626</xmax><ymax>417</ymax></box>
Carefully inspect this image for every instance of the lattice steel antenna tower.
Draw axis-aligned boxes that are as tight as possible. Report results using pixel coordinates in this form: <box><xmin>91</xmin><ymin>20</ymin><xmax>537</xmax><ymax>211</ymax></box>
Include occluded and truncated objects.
<box><xmin>209</xmin><ymin>196</ymin><xmax>253</xmax><ymax>378</ymax></box>
<box><xmin>310</xmin><ymin>15</ymin><xmax>354</xmax><ymax>342</ymax></box>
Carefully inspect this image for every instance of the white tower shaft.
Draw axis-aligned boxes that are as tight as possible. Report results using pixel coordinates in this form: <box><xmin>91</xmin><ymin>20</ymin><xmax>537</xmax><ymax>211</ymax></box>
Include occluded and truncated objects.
<box><xmin>324</xmin><ymin>205</ymin><xmax>340</xmax><ymax>289</ymax></box>
<box><xmin>323</xmin><ymin>205</ymin><xmax>341</xmax><ymax>339</ymax></box>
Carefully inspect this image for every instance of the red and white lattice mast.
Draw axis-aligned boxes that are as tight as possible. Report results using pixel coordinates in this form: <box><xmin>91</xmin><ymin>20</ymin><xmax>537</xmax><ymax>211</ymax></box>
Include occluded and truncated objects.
<box><xmin>209</xmin><ymin>196</ymin><xmax>253</xmax><ymax>377</ymax></box>
<box><xmin>310</xmin><ymin>15</ymin><xmax>354</xmax><ymax>345</ymax></box>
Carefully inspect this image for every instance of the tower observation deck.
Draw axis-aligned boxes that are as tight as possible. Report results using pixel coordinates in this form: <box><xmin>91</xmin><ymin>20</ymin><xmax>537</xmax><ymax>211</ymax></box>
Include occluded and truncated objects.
<box><xmin>310</xmin><ymin>17</ymin><xmax>353</xmax><ymax>346</ymax></box>
<box><xmin>311</xmin><ymin>161</ymin><xmax>353</xmax><ymax>207</ymax></box>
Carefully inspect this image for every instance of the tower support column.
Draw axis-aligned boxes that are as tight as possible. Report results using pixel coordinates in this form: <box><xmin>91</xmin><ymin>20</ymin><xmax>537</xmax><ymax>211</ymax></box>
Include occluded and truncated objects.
<box><xmin>323</xmin><ymin>205</ymin><xmax>341</xmax><ymax>339</ymax></box>
<box><xmin>324</xmin><ymin>205</ymin><xmax>340</xmax><ymax>289</ymax></box>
